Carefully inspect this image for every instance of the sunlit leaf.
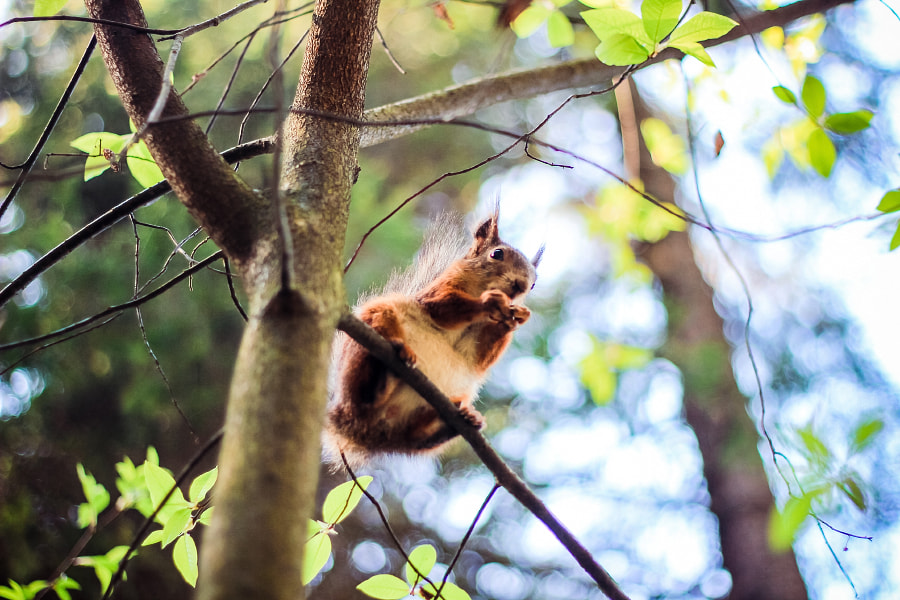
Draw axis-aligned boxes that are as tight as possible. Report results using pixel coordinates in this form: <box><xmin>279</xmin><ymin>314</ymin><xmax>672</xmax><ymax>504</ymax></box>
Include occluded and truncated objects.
<box><xmin>357</xmin><ymin>574</ymin><xmax>410</xmax><ymax>600</ymax></box>
<box><xmin>546</xmin><ymin>10</ymin><xmax>575</xmax><ymax>47</ymax></box>
<box><xmin>667</xmin><ymin>11</ymin><xmax>737</xmax><ymax>44</ymax></box>
<box><xmin>301</xmin><ymin>530</ymin><xmax>332</xmax><ymax>585</ymax></box>
<box><xmin>839</xmin><ymin>477</ymin><xmax>866</xmax><ymax>511</ymax></box>
<box><xmin>797</xmin><ymin>426</ymin><xmax>830</xmax><ymax>464</ymax></box>
<box><xmin>196</xmin><ymin>507</ymin><xmax>214</xmax><ymax>526</ymax></box>
<box><xmin>510</xmin><ymin>5</ymin><xmax>552</xmax><ymax>38</ymax></box>
<box><xmin>801</xmin><ymin>74</ymin><xmax>826</xmax><ymax>118</ymax></box>
<box><xmin>761</xmin><ymin>25</ymin><xmax>784</xmax><ymax>49</ymax></box>
<box><xmin>641</xmin><ymin>0</ymin><xmax>682</xmax><ymax>44</ymax></box>
<box><xmin>142</xmin><ymin>530</ymin><xmax>165</xmax><ymax>546</ymax></box>
<box><xmin>761</xmin><ymin>137</ymin><xmax>784</xmax><ymax>179</ymax></box>
<box><xmin>582</xmin><ymin>8</ymin><xmax>650</xmax><ymax>44</ymax></box>
<box><xmin>890</xmin><ymin>222</ymin><xmax>900</xmax><ymax>251</ymax></box>
<box><xmin>824</xmin><ymin>110</ymin><xmax>873</xmax><ymax>134</ymax></box>
<box><xmin>188</xmin><ymin>467</ymin><xmax>218</xmax><ymax>503</ymax></box>
<box><xmin>594</xmin><ymin>34</ymin><xmax>651</xmax><ymax>65</ymax></box>
<box><xmin>851</xmin><ymin>418</ymin><xmax>884</xmax><ymax>451</ymax></box>
<box><xmin>77</xmin><ymin>546</ymin><xmax>129</xmax><ymax>593</ymax></box>
<box><xmin>126</xmin><ymin>141</ymin><xmax>165</xmax><ymax>188</ymax></box>
<box><xmin>70</xmin><ymin>132</ymin><xmax>128</xmax><ymax>181</ymax></box>
<box><xmin>405</xmin><ymin>544</ymin><xmax>437</xmax><ymax>585</ymax></box>
<box><xmin>807</xmin><ymin>127</ymin><xmax>835</xmax><ymax>177</ymax></box>
<box><xmin>161</xmin><ymin>507</ymin><xmax>193</xmax><ymax>548</ymax></box>
<box><xmin>772</xmin><ymin>85</ymin><xmax>797</xmax><ymax>105</ymax></box>
<box><xmin>640</xmin><ymin>117</ymin><xmax>689</xmax><ymax>175</ymax></box>
<box><xmin>668</xmin><ymin>40</ymin><xmax>715</xmax><ymax>67</ymax></box>
<box><xmin>422</xmin><ymin>580</ymin><xmax>472</xmax><ymax>600</ymax></box>
<box><xmin>75</xmin><ymin>463</ymin><xmax>110</xmax><ymax>528</ymax></box>
<box><xmin>322</xmin><ymin>476</ymin><xmax>372</xmax><ymax>524</ymax></box>
<box><xmin>876</xmin><ymin>190</ymin><xmax>900</xmax><ymax>213</ymax></box>
<box><xmin>33</xmin><ymin>0</ymin><xmax>68</xmax><ymax>17</ymax></box>
<box><xmin>768</xmin><ymin>491</ymin><xmax>820</xmax><ymax>552</ymax></box>
<box><xmin>173</xmin><ymin>535</ymin><xmax>199</xmax><ymax>587</ymax></box>
<box><xmin>51</xmin><ymin>576</ymin><xmax>80</xmax><ymax>600</ymax></box>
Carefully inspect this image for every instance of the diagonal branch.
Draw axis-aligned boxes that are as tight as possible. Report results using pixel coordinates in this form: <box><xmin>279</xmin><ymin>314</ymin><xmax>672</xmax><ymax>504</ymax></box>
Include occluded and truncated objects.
<box><xmin>337</xmin><ymin>313</ymin><xmax>631</xmax><ymax>600</ymax></box>
<box><xmin>360</xmin><ymin>0</ymin><xmax>857</xmax><ymax>147</ymax></box>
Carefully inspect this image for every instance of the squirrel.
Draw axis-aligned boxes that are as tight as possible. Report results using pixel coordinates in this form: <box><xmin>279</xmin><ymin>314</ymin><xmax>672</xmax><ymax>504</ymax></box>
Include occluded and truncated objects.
<box><xmin>325</xmin><ymin>205</ymin><xmax>542</xmax><ymax>465</ymax></box>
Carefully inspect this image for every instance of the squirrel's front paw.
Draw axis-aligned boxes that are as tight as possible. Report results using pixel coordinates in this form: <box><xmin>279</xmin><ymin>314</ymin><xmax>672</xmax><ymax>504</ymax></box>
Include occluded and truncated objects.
<box><xmin>389</xmin><ymin>340</ymin><xmax>417</xmax><ymax>367</ymax></box>
<box><xmin>481</xmin><ymin>289</ymin><xmax>513</xmax><ymax>323</ymax></box>
<box><xmin>509</xmin><ymin>304</ymin><xmax>531</xmax><ymax>326</ymax></box>
<box><xmin>458</xmin><ymin>404</ymin><xmax>486</xmax><ymax>429</ymax></box>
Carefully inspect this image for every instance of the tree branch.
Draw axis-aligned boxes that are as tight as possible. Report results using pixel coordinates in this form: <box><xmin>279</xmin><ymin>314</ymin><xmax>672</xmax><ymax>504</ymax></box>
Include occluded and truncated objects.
<box><xmin>337</xmin><ymin>313</ymin><xmax>631</xmax><ymax>600</ymax></box>
<box><xmin>360</xmin><ymin>0</ymin><xmax>857</xmax><ymax>147</ymax></box>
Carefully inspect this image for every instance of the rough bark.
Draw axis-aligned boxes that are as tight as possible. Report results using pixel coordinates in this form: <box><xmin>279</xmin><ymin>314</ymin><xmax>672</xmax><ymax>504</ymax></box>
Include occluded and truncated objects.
<box><xmin>629</xmin><ymin>85</ymin><xmax>808</xmax><ymax>599</ymax></box>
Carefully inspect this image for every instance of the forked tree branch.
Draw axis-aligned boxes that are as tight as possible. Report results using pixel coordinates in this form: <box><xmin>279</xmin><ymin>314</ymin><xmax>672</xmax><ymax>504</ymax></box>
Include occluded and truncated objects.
<box><xmin>337</xmin><ymin>313</ymin><xmax>632</xmax><ymax>600</ymax></box>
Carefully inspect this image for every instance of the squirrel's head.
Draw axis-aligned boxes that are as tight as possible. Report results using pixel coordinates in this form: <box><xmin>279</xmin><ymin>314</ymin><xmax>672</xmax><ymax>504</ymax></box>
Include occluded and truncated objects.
<box><xmin>464</xmin><ymin>206</ymin><xmax>543</xmax><ymax>303</ymax></box>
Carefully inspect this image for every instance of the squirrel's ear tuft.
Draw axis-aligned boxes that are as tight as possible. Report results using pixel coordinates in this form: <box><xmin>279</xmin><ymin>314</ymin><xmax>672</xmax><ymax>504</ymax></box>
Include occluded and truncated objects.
<box><xmin>532</xmin><ymin>244</ymin><xmax>545</xmax><ymax>268</ymax></box>
<box><xmin>471</xmin><ymin>206</ymin><xmax>501</xmax><ymax>255</ymax></box>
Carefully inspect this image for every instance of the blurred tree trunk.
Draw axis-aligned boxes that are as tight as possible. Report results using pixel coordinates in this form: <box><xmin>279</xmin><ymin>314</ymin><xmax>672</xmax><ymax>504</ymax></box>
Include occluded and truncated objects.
<box><xmin>626</xmin><ymin>81</ymin><xmax>808</xmax><ymax>599</ymax></box>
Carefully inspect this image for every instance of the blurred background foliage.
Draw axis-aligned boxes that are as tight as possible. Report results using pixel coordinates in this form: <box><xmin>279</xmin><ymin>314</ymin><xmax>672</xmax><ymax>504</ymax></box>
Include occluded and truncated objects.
<box><xmin>2</xmin><ymin>0</ymin><xmax>900</xmax><ymax>599</ymax></box>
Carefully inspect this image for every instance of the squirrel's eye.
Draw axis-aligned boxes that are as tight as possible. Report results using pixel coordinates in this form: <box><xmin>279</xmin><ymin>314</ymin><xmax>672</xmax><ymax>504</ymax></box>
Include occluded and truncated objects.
<box><xmin>490</xmin><ymin>248</ymin><xmax>504</xmax><ymax>260</ymax></box>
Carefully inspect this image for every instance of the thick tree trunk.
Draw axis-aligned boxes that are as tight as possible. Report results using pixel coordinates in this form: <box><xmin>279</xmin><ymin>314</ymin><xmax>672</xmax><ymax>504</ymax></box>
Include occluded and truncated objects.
<box><xmin>628</xmin><ymin>85</ymin><xmax>808</xmax><ymax>599</ymax></box>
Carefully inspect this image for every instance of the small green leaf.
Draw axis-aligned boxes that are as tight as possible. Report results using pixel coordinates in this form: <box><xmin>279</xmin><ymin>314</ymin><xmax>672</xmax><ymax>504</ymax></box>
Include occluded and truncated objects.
<box><xmin>668</xmin><ymin>40</ymin><xmax>715</xmax><ymax>67</ymax></box>
<box><xmin>641</xmin><ymin>0</ymin><xmax>682</xmax><ymax>44</ymax></box>
<box><xmin>594</xmin><ymin>34</ymin><xmax>651</xmax><ymax>66</ymax></box>
<box><xmin>422</xmin><ymin>581</ymin><xmax>472</xmax><ymax>600</ymax></box>
<box><xmin>641</xmin><ymin>117</ymin><xmax>689</xmax><ymax>174</ymax></box>
<box><xmin>510</xmin><ymin>5</ymin><xmax>552</xmax><ymax>38</ymax></box>
<box><xmin>876</xmin><ymin>190</ymin><xmax>900</xmax><ymax>213</ymax></box>
<box><xmin>801</xmin><ymin>74</ymin><xmax>826</xmax><ymax>118</ymax></box>
<box><xmin>142</xmin><ymin>530</ymin><xmax>165</xmax><ymax>546</ymax></box>
<box><xmin>807</xmin><ymin>127</ymin><xmax>835</xmax><ymax>177</ymax></box>
<box><xmin>196</xmin><ymin>506</ymin><xmax>214</xmax><ymax>526</ymax></box>
<box><xmin>761</xmin><ymin>137</ymin><xmax>784</xmax><ymax>178</ymax></box>
<box><xmin>51</xmin><ymin>576</ymin><xmax>80</xmax><ymax>600</ymax></box>
<box><xmin>78</xmin><ymin>546</ymin><xmax>129</xmax><ymax>593</ymax></box>
<box><xmin>188</xmin><ymin>467</ymin><xmax>218</xmax><ymax>503</ymax></box>
<box><xmin>839</xmin><ymin>477</ymin><xmax>866</xmax><ymax>511</ymax></box>
<box><xmin>667</xmin><ymin>11</ymin><xmax>737</xmax><ymax>44</ymax></box>
<box><xmin>161</xmin><ymin>507</ymin><xmax>193</xmax><ymax>548</ymax></box>
<box><xmin>797</xmin><ymin>426</ymin><xmax>830</xmax><ymax>464</ymax></box>
<box><xmin>546</xmin><ymin>10</ymin><xmax>575</xmax><ymax>47</ymax></box>
<box><xmin>892</xmin><ymin>222</ymin><xmax>900</xmax><ymax>251</ymax></box>
<box><xmin>772</xmin><ymin>85</ymin><xmax>797</xmax><ymax>105</ymax></box>
<box><xmin>824</xmin><ymin>110</ymin><xmax>873</xmax><ymax>134</ymax></box>
<box><xmin>69</xmin><ymin>132</ymin><xmax>128</xmax><ymax>181</ymax></box>
<box><xmin>582</xmin><ymin>8</ymin><xmax>650</xmax><ymax>44</ymax></box>
<box><xmin>322</xmin><ymin>476</ymin><xmax>372</xmax><ymax>524</ymax></box>
<box><xmin>851</xmin><ymin>418</ymin><xmax>884</xmax><ymax>451</ymax></box>
<box><xmin>301</xmin><ymin>531</ymin><xmax>332</xmax><ymax>585</ymax></box>
<box><xmin>126</xmin><ymin>141</ymin><xmax>165</xmax><ymax>188</ymax></box>
<box><xmin>173</xmin><ymin>535</ymin><xmax>199</xmax><ymax>587</ymax></box>
<box><xmin>33</xmin><ymin>0</ymin><xmax>68</xmax><ymax>17</ymax></box>
<box><xmin>357</xmin><ymin>574</ymin><xmax>410</xmax><ymax>600</ymax></box>
<box><xmin>768</xmin><ymin>492</ymin><xmax>817</xmax><ymax>552</ymax></box>
<box><xmin>405</xmin><ymin>544</ymin><xmax>437</xmax><ymax>585</ymax></box>
<box><xmin>75</xmin><ymin>464</ymin><xmax>110</xmax><ymax>528</ymax></box>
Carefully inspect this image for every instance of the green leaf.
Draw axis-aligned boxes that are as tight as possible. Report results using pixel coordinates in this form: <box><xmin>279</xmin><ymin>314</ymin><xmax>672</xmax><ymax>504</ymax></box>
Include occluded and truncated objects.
<box><xmin>422</xmin><ymin>581</ymin><xmax>472</xmax><ymax>600</ymax></box>
<box><xmin>641</xmin><ymin>0</ymin><xmax>682</xmax><ymax>44</ymax></box>
<box><xmin>824</xmin><ymin>110</ymin><xmax>873</xmax><ymax>134</ymax></box>
<box><xmin>125</xmin><ymin>141</ymin><xmax>165</xmax><ymax>188</ymax></box>
<box><xmin>668</xmin><ymin>40</ymin><xmax>715</xmax><ymax>67</ymax></box>
<box><xmin>33</xmin><ymin>0</ymin><xmax>68</xmax><ymax>17</ymax></box>
<box><xmin>772</xmin><ymin>85</ymin><xmax>797</xmax><ymax>105</ymax></box>
<box><xmin>357</xmin><ymin>574</ymin><xmax>410</xmax><ymax>600</ymax></box>
<box><xmin>0</xmin><ymin>580</ymin><xmax>50</xmax><ymax>600</ymax></box>
<box><xmin>322</xmin><ymin>476</ymin><xmax>372</xmax><ymax>524</ymax></box>
<box><xmin>75</xmin><ymin>463</ymin><xmax>110</xmax><ymax>528</ymax></box>
<box><xmin>161</xmin><ymin>507</ymin><xmax>193</xmax><ymax>548</ymax></box>
<box><xmin>851</xmin><ymin>418</ymin><xmax>884</xmax><ymax>451</ymax></box>
<box><xmin>196</xmin><ymin>506</ymin><xmax>214</xmax><ymax>526</ymax></box>
<box><xmin>546</xmin><ymin>10</ymin><xmax>575</xmax><ymax>47</ymax></box>
<box><xmin>891</xmin><ymin>222</ymin><xmax>900</xmax><ymax>251</ymax></box>
<box><xmin>144</xmin><ymin>461</ymin><xmax>187</xmax><ymax>516</ymax></box>
<box><xmin>142</xmin><ymin>530</ymin><xmax>165</xmax><ymax>546</ymax></box>
<box><xmin>761</xmin><ymin>137</ymin><xmax>784</xmax><ymax>178</ymax></box>
<box><xmin>797</xmin><ymin>426</ymin><xmax>830</xmax><ymax>464</ymax></box>
<box><xmin>801</xmin><ymin>74</ymin><xmax>826</xmax><ymax>118</ymax></box>
<box><xmin>876</xmin><ymin>190</ymin><xmax>900</xmax><ymax>213</ymax></box>
<box><xmin>667</xmin><ymin>11</ymin><xmax>737</xmax><ymax>44</ymax></box>
<box><xmin>594</xmin><ymin>34</ymin><xmax>651</xmax><ymax>66</ymax></box>
<box><xmin>582</xmin><ymin>8</ymin><xmax>650</xmax><ymax>44</ymax></box>
<box><xmin>301</xmin><ymin>531</ymin><xmax>333</xmax><ymax>585</ymax></box>
<box><xmin>51</xmin><ymin>576</ymin><xmax>80</xmax><ymax>600</ymax></box>
<box><xmin>510</xmin><ymin>5</ymin><xmax>552</xmax><ymax>38</ymax></box>
<box><xmin>188</xmin><ymin>467</ymin><xmax>218</xmax><ymax>503</ymax></box>
<box><xmin>405</xmin><ymin>544</ymin><xmax>437</xmax><ymax>585</ymax></box>
<box><xmin>173</xmin><ymin>535</ymin><xmax>199</xmax><ymax>587</ymax></box>
<box><xmin>839</xmin><ymin>477</ymin><xmax>866</xmax><ymax>511</ymax></box>
<box><xmin>640</xmin><ymin>117</ymin><xmax>689</xmax><ymax>175</ymax></box>
<box><xmin>807</xmin><ymin>127</ymin><xmax>835</xmax><ymax>177</ymax></box>
<box><xmin>768</xmin><ymin>491</ymin><xmax>818</xmax><ymax>552</ymax></box>
<box><xmin>69</xmin><ymin>132</ymin><xmax>128</xmax><ymax>181</ymax></box>
<box><xmin>77</xmin><ymin>546</ymin><xmax>129</xmax><ymax>593</ymax></box>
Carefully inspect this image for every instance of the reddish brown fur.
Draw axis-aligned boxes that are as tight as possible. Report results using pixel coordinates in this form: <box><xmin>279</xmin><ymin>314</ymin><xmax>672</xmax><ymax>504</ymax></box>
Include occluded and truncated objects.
<box><xmin>326</xmin><ymin>208</ymin><xmax>541</xmax><ymax>465</ymax></box>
